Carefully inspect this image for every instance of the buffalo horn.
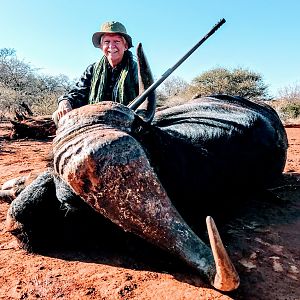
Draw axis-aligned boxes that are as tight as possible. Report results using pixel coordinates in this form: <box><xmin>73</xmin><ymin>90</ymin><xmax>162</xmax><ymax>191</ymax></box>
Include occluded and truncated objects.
<box><xmin>206</xmin><ymin>216</ymin><xmax>240</xmax><ymax>291</ymax></box>
<box><xmin>131</xmin><ymin>43</ymin><xmax>156</xmax><ymax>124</ymax></box>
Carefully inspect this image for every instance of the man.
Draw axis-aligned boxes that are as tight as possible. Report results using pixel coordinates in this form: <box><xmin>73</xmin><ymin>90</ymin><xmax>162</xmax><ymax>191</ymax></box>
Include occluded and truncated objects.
<box><xmin>54</xmin><ymin>21</ymin><xmax>139</xmax><ymax>123</ymax></box>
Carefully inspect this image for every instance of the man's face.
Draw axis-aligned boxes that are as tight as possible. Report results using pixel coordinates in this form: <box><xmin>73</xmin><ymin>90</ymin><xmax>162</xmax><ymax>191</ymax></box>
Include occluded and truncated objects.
<box><xmin>100</xmin><ymin>33</ymin><xmax>128</xmax><ymax>67</ymax></box>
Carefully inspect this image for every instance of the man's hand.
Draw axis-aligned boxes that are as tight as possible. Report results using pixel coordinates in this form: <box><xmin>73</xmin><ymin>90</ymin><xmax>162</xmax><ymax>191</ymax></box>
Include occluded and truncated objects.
<box><xmin>57</xmin><ymin>100</ymin><xmax>72</xmax><ymax>121</ymax></box>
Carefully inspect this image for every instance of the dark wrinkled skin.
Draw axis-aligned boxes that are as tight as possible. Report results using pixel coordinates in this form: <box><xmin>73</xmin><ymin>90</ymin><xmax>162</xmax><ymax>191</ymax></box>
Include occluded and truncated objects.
<box><xmin>145</xmin><ymin>95</ymin><xmax>288</xmax><ymax>210</ymax></box>
<box><xmin>6</xmin><ymin>95</ymin><xmax>288</xmax><ymax>289</ymax></box>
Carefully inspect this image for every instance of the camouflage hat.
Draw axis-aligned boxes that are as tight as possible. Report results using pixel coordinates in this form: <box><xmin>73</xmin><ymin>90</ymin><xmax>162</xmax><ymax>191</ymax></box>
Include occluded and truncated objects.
<box><xmin>92</xmin><ymin>21</ymin><xmax>133</xmax><ymax>48</ymax></box>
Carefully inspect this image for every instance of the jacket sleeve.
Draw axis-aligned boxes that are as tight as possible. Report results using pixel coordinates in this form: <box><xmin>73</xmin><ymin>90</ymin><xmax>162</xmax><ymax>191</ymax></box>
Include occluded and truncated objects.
<box><xmin>58</xmin><ymin>63</ymin><xmax>95</xmax><ymax>109</ymax></box>
<box><xmin>132</xmin><ymin>60</ymin><xmax>139</xmax><ymax>91</ymax></box>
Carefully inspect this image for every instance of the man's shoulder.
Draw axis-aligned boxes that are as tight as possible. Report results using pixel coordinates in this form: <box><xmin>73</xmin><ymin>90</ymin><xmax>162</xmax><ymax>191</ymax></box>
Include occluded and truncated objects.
<box><xmin>129</xmin><ymin>55</ymin><xmax>138</xmax><ymax>73</ymax></box>
<box><xmin>81</xmin><ymin>63</ymin><xmax>96</xmax><ymax>77</ymax></box>
<box><xmin>86</xmin><ymin>62</ymin><xmax>96</xmax><ymax>71</ymax></box>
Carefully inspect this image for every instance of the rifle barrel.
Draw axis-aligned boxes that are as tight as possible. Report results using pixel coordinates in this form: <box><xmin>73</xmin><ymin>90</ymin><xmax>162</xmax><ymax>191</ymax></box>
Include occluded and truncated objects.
<box><xmin>128</xmin><ymin>18</ymin><xmax>226</xmax><ymax>110</ymax></box>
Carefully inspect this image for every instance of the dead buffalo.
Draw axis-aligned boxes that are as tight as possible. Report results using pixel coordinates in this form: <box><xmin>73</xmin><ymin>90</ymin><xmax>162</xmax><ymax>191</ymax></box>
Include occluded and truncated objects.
<box><xmin>6</xmin><ymin>94</ymin><xmax>287</xmax><ymax>292</ymax></box>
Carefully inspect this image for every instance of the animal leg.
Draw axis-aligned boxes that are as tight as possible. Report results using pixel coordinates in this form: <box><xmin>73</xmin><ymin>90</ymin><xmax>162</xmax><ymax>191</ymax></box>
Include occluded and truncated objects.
<box><xmin>6</xmin><ymin>170</ymin><xmax>60</xmax><ymax>251</ymax></box>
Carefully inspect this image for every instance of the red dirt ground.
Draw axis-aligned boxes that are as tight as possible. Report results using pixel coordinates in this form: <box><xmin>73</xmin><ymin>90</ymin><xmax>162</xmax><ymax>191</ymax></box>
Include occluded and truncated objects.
<box><xmin>0</xmin><ymin>122</ymin><xmax>299</xmax><ymax>300</ymax></box>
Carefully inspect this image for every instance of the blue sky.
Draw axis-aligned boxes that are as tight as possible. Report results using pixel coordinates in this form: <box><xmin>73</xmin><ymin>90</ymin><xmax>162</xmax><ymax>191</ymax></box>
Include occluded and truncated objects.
<box><xmin>1</xmin><ymin>0</ymin><xmax>299</xmax><ymax>97</ymax></box>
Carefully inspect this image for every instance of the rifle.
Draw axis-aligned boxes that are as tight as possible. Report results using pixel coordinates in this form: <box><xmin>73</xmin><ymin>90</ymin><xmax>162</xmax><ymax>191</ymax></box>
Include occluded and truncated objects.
<box><xmin>128</xmin><ymin>18</ymin><xmax>226</xmax><ymax>110</ymax></box>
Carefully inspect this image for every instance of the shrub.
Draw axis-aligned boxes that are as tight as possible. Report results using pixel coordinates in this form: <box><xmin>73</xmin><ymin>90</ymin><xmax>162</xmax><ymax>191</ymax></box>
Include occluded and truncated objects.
<box><xmin>280</xmin><ymin>102</ymin><xmax>300</xmax><ymax>119</ymax></box>
<box><xmin>188</xmin><ymin>67</ymin><xmax>270</xmax><ymax>100</ymax></box>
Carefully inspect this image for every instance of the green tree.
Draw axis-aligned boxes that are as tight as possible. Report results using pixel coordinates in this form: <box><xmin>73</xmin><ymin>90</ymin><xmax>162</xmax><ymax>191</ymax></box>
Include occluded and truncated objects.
<box><xmin>189</xmin><ymin>67</ymin><xmax>270</xmax><ymax>100</ymax></box>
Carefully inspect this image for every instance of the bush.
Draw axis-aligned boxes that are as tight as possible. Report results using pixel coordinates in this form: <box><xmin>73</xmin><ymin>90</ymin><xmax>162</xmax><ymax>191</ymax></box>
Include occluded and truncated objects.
<box><xmin>0</xmin><ymin>48</ymin><xmax>74</xmax><ymax>118</ymax></box>
<box><xmin>188</xmin><ymin>67</ymin><xmax>270</xmax><ymax>101</ymax></box>
<box><xmin>280</xmin><ymin>102</ymin><xmax>300</xmax><ymax>119</ymax></box>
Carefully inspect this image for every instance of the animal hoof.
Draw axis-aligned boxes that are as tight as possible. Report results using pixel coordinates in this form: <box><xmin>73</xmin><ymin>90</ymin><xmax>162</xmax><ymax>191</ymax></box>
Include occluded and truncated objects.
<box><xmin>206</xmin><ymin>216</ymin><xmax>240</xmax><ymax>291</ymax></box>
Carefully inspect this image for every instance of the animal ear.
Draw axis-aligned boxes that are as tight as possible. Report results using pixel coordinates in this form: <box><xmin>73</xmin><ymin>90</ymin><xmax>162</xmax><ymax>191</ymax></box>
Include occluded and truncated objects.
<box><xmin>134</xmin><ymin>43</ymin><xmax>156</xmax><ymax>123</ymax></box>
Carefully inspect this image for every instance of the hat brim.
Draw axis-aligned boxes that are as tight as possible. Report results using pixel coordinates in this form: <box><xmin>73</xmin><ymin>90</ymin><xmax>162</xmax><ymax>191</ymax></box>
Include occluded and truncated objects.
<box><xmin>92</xmin><ymin>32</ymin><xmax>133</xmax><ymax>48</ymax></box>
